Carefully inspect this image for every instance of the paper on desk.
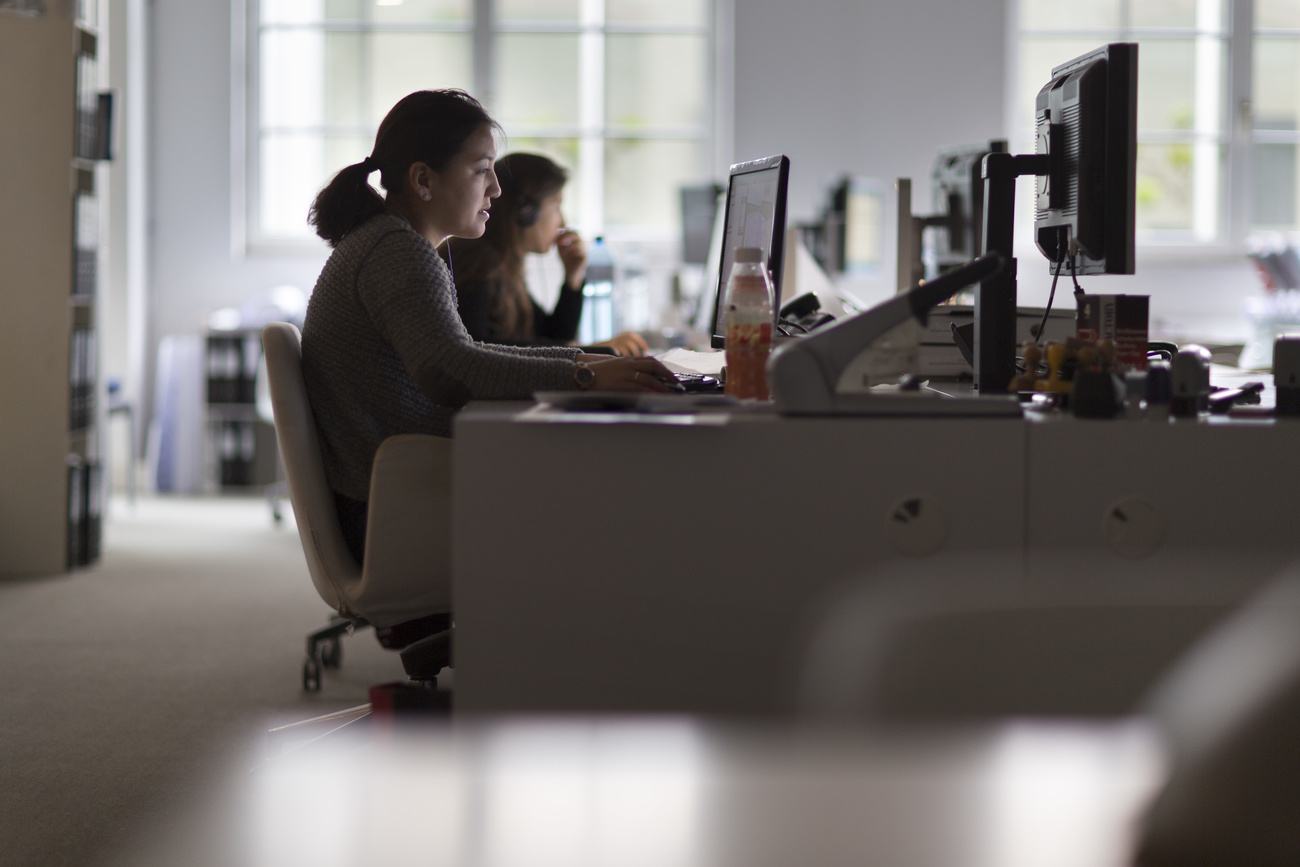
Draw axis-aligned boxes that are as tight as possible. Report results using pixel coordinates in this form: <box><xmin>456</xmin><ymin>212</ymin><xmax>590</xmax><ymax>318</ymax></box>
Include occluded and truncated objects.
<box><xmin>656</xmin><ymin>347</ymin><xmax>726</xmax><ymax>376</ymax></box>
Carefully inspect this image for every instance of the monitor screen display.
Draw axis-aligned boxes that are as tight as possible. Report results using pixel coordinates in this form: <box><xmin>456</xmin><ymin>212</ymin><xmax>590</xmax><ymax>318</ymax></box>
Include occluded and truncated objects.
<box><xmin>710</xmin><ymin>154</ymin><xmax>789</xmax><ymax>349</ymax></box>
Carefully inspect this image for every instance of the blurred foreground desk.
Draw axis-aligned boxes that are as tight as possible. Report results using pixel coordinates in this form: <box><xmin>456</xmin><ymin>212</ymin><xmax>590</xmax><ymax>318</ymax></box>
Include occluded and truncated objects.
<box><xmin>139</xmin><ymin>719</ymin><xmax>1161</xmax><ymax>867</ymax></box>
<box><xmin>453</xmin><ymin>402</ymin><xmax>1300</xmax><ymax>714</ymax></box>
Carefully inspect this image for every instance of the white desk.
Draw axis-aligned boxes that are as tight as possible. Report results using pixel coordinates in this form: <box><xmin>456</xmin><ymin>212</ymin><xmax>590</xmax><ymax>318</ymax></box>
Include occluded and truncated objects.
<box><xmin>452</xmin><ymin>402</ymin><xmax>1300</xmax><ymax>714</ymax></box>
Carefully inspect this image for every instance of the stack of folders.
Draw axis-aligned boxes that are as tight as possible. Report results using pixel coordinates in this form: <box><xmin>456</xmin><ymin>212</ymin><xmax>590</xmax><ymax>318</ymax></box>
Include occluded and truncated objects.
<box><xmin>206</xmin><ymin>333</ymin><xmax>261</xmax><ymax>404</ymax></box>
<box><xmin>918</xmin><ymin>305</ymin><xmax>1077</xmax><ymax>377</ymax></box>
<box><xmin>217</xmin><ymin>421</ymin><xmax>258</xmax><ymax>488</ymax></box>
<box><xmin>66</xmin><ymin>457</ymin><xmax>102</xmax><ymax>570</ymax></box>
<box><xmin>69</xmin><ymin>326</ymin><xmax>96</xmax><ymax>432</ymax></box>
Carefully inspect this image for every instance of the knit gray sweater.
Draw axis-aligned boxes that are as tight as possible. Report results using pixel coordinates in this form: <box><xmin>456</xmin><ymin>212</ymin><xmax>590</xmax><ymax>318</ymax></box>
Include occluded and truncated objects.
<box><xmin>301</xmin><ymin>212</ymin><xmax>580</xmax><ymax>501</ymax></box>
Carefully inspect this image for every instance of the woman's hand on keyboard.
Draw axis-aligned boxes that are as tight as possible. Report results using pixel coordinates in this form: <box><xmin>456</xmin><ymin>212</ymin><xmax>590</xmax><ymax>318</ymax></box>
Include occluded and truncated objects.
<box><xmin>583</xmin><ymin>356</ymin><xmax>679</xmax><ymax>392</ymax></box>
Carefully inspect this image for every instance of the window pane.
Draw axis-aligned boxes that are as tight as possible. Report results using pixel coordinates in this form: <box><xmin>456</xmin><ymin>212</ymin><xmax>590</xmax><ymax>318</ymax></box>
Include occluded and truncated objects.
<box><xmin>262</xmin><ymin>133</ymin><xmax>372</xmax><ymax>238</ymax></box>
<box><xmin>496</xmin><ymin>0</ymin><xmax>580</xmax><ymax>24</ymax></box>
<box><xmin>1020</xmin><ymin>0</ymin><xmax>1120</xmax><ymax>30</ymax></box>
<box><xmin>1136</xmin><ymin>142</ymin><xmax>1195</xmax><ymax>230</ymax></box>
<box><xmin>499</xmin><ymin>138</ymin><xmax>582</xmax><ymax>224</ymax></box>
<box><xmin>607</xmin><ymin>35</ymin><xmax>706</xmax><ymax>129</ymax></box>
<box><xmin>605</xmin><ymin>138</ymin><xmax>702</xmax><ymax>227</ymax></box>
<box><xmin>1139</xmin><ymin>39</ymin><xmax>1199</xmax><ymax>132</ymax></box>
<box><xmin>366</xmin><ymin>32</ymin><xmax>474</xmax><ymax>126</ymax></box>
<box><xmin>1255</xmin><ymin>37</ymin><xmax>1300</xmax><ymax>131</ymax></box>
<box><xmin>262</xmin><ymin>29</ymin><xmax>326</xmax><ymax>129</ymax></box>
<box><xmin>493</xmin><ymin>34</ymin><xmax>581</xmax><ymax>127</ymax></box>
<box><xmin>1254</xmin><ymin>143</ymin><xmax>1299</xmax><ymax>227</ymax></box>
<box><xmin>313</xmin><ymin>32</ymin><xmax>473</xmax><ymax>129</ymax></box>
<box><xmin>262</xmin><ymin>0</ymin><xmax>325</xmax><ymax>25</ymax></box>
<box><xmin>1017</xmin><ymin>38</ymin><xmax>1102</xmax><ymax>134</ymax></box>
<box><xmin>264</xmin><ymin>0</ymin><xmax>471</xmax><ymax>24</ymax></box>
<box><xmin>606</xmin><ymin>0</ymin><xmax>707</xmax><ymax>27</ymax></box>
<box><xmin>1129</xmin><ymin>0</ymin><xmax>1200</xmax><ymax>29</ymax></box>
<box><xmin>1258</xmin><ymin>0</ymin><xmax>1300</xmax><ymax>30</ymax></box>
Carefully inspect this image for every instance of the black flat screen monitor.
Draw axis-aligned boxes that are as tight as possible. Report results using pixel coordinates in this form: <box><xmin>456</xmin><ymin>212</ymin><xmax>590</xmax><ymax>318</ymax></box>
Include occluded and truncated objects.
<box><xmin>709</xmin><ymin>154</ymin><xmax>790</xmax><ymax>349</ymax></box>
<box><xmin>929</xmin><ymin>140</ymin><xmax>1007</xmax><ymax>274</ymax></box>
<box><xmin>1033</xmin><ymin>42</ymin><xmax>1137</xmax><ymax>275</ymax></box>
<box><xmin>680</xmin><ymin>183</ymin><xmax>724</xmax><ymax>266</ymax></box>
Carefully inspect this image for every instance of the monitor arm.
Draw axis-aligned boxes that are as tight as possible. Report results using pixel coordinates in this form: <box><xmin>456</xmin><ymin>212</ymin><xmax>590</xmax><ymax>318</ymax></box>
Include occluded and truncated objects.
<box><xmin>769</xmin><ymin>254</ymin><xmax>1006</xmax><ymax>414</ymax></box>
<box><xmin>976</xmin><ymin>152</ymin><xmax>1051</xmax><ymax>393</ymax></box>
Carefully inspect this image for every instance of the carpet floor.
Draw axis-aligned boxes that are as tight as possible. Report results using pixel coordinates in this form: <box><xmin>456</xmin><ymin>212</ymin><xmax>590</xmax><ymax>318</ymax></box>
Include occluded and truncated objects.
<box><xmin>0</xmin><ymin>496</ymin><xmax>406</xmax><ymax>866</ymax></box>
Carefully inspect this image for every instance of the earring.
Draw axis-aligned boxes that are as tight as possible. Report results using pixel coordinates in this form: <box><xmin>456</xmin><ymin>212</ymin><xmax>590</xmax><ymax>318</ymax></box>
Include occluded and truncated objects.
<box><xmin>421</xmin><ymin>192</ymin><xmax>431</xmax><ymax>201</ymax></box>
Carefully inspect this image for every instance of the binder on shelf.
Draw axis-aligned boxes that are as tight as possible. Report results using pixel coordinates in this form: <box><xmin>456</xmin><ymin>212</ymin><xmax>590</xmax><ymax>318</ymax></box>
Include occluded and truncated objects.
<box><xmin>66</xmin><ymin>458</ymin><xmax>84</xmax><ymax>570</ymax></box>
<box><xmin>74</xmin><ymin>31</ymin><xmax>98</xmax><ymax>161</ymax></box>
<box><xmin>81</xmin><ymin>460</ymin><xmax>102</xmax><ymax>564</ymax></box>
<box><xmin>73</xmin><ymin>169</ymin><xmax>97</xmax><ymax>297</ymax></box>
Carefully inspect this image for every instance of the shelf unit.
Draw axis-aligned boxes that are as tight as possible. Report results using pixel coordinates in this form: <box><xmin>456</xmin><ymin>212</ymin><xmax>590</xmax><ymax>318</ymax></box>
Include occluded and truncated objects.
<box><xmin>0</xmin><ymin>8</ymin><xmax>106</xmax><ymax>575</ymax></box>
<box><xmin>204</xmin><ymin>330</ymin><xmax>278</xmax><ymax>492</ymax></box>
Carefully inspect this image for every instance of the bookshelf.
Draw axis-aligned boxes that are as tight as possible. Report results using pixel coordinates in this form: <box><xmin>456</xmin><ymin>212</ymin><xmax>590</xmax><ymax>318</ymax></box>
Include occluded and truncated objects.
<box><xmin>0</xmin><ymin>8</ymin><xmax>106</xmax><ymax>575</ymax></box>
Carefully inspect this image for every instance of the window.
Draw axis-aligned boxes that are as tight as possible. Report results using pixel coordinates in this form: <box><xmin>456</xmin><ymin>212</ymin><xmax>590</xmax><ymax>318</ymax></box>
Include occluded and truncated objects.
<box><xmin>1014</xmin><ymin>0</ymin><xmax>1300</xmax><ymax>247</ymax></box>
<box><xmin>1015</xmin><ymin>0</ymin><xmax>1230</xmax><ymax>245</ymax></box>
<box><xmin>1254</xmin><ymin>0</ymin><xmax>1300</xmax><ymax>230</ymax></box>
<box><xmin>247</xmin><ymin>0</ymin><xmax>715</xmax><ymax>246</ymax></box>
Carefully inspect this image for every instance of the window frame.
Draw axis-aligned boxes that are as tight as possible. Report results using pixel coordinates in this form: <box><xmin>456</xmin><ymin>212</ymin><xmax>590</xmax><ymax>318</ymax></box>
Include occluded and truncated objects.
<box><xmin>235</xmin><ymin>0</ymin><xmax>722</xmax><ymax>255</ymax></box>
<box><xmin>1007</xmin><ymin>0</ymin><xmax>1256</xmax><ymax>256</ymax></box>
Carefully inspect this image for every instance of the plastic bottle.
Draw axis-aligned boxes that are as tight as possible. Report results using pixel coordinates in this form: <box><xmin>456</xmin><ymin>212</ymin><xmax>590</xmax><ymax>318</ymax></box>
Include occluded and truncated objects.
<box><xmin>723</xmin><ymin>247</ymin><xmax>775</xmax><ymax>399</ymax></box>
<box><xmin>580</xmin><ymin>236</ymin><xmax>615</xmax><ymax>345</ymax></box>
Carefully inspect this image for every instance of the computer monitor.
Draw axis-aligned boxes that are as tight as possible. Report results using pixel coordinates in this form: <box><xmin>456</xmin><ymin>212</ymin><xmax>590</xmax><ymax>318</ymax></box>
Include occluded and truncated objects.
<box><xmin>1033</xmin><ymin>44</ymin><xmax>1138</xmax><ymax>275</ymax></box>
<box><xmin>709</xmin><ymin>154</ymin><xmax>790</xmax><ymax>349</ymax></box>
<box><xmin>927</xmin><ymin>140</ymin><xmax>1007</xmax><ymax>277</ymax></box>
<box><xmin>680</xmin><ymin>183</ymin><xmax>724</xmax><ymax>266</ymax></box>
<box><xmin>820</xmin><ymin>176</ymin><xmax>884</xmax><ymax>276</ymax></box>
<box><xmin>975</xmin><ymin>42</ymin><xmax>1137</xmax><ymax>392</ymax></box>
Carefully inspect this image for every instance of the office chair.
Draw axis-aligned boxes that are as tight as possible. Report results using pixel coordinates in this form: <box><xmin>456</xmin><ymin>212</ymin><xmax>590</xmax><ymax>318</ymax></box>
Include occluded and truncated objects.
<box><xmin>797</xmin><ymin>550</ymin><xmax>1244</xmax><ymax>720</ymax></box>
<box><xmin>261</xmin><ymin>322</ymin><xmax>453</xmax><ymax>692</ymax></box>
<box><xmin>1135</xmin><ymin>565</ymin><xmax>1300</xmax><ymax>867</ymax></box>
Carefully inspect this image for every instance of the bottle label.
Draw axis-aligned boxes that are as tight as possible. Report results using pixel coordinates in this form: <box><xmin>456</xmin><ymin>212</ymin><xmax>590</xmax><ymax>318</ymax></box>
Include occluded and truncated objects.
<box><xmin>725</xmin><ymin>321</ymin><xmax>772</xmax><ymax>348</ymax></box>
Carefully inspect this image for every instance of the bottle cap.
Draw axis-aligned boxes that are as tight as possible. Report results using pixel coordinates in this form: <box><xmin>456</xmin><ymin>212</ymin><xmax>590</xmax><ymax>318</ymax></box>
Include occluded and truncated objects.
<box><xmin>734</xmin><ymin>247</ymin><xmax>763</xmax><ymax>263</ymax></box>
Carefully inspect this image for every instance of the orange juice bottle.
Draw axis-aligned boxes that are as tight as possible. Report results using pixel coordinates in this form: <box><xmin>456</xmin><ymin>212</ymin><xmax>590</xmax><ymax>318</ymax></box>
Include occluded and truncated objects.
<box><xmin>724</xmin><ymin>247</ymin><xmax>775</xmax><ymax>400</ymax></box>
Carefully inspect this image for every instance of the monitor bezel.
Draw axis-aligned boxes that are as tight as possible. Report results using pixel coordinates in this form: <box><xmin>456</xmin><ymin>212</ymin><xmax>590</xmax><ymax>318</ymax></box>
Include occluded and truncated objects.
<box><xmin>709</xmin><ymin>154</ymin><xmax>790</xmax><ymax>350</ymax></box>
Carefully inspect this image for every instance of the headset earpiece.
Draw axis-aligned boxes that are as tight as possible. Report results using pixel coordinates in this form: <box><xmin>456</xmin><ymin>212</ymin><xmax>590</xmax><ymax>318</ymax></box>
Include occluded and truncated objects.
<box><xmin>516</xmin><ymin>194</ymin><xmax>539</xmax><ymax>228</ymax></box>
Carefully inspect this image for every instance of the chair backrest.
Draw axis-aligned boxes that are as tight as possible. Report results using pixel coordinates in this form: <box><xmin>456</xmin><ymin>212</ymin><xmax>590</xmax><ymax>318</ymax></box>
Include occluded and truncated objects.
<box><xmin>261</xmin><ymin>322</ymin><xmax>362</xmax><ymax>616</ymax></box>
<box><xmin>1136</xmin><ymin>567</ymin><xmax>1300</xmax><ymax>867</ymax></box>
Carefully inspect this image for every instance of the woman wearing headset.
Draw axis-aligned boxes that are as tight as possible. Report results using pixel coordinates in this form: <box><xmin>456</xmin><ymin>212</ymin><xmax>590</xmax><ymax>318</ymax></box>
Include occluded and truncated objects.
<box><xmin>450</xmin><ymin>152</ymin><xmax>649</xmax><ymax>358</ymax></box>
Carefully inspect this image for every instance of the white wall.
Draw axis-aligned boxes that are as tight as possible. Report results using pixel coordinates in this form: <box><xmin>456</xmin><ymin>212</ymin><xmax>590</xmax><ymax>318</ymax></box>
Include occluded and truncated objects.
<box><xmin>733</xmin><ymin>0</ymin><xmax>1008</xmax><ymax>304</ymax></box>
<box><xmin>150</xmin><ymin>0</ymin><xmax>326</xmax><ymax>346</ymax></box>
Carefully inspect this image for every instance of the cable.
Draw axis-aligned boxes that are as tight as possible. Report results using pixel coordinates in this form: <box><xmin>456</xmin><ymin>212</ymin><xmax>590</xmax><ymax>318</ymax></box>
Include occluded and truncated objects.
<box><xmin>1036</xmin><ymin>249</ymin><xmax>1066</xmax><ymax>347</ymax></box>
<box><xmin>1070</xmin><ymin>253</ymin><xmax>1084</xmax><ymax>298</ymax></box>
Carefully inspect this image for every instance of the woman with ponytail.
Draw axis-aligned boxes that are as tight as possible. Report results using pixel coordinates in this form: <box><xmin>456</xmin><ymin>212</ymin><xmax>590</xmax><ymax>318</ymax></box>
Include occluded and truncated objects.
<box><xmin>301</xmin><ymin>89</ymin><xmax>676</xmax><ymax>562</ymax></box>
<box><xmin>450</xmin><ymin>152</ymin><xmax>648</xmax><ymax>357</ymax></box>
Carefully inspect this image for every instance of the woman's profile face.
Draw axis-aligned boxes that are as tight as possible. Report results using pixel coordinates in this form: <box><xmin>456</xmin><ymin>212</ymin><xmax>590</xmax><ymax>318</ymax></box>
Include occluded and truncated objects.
<box><xmin>521</xmin><ymin>190</ymin><xmax>566</xmax><ymax>255</ymax></box>
<box><xmin>426</xmin><ymin>125</ymin><xmax>501</xmax><ymax>240</ymax></box>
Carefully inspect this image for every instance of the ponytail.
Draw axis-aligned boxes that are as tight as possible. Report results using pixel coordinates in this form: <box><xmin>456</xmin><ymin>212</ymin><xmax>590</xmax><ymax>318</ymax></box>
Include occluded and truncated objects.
<box><xmin>307</xmin><ymin>89</ymin><xmax>499</xmax><ymax>247</ymax></box>
<box><xmin>308</xmin><ymin>158</ymin><xmax>385</xmax><ymax>247</ymax></box>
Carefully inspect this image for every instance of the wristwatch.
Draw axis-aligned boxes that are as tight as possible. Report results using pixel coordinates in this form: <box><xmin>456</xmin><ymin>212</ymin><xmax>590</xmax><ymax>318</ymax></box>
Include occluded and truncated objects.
<box><xmin>573</xmin><ymin>361</ymin><xmax>596</xmax><ymax>390</ymax></box>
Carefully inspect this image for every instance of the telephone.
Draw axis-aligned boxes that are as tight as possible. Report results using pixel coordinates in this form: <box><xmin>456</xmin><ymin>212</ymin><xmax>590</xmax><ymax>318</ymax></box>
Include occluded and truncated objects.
<box><xmin>778</xmin><ymin>292</ymin><xmax>836</xmax><ymax>335</ymax></box>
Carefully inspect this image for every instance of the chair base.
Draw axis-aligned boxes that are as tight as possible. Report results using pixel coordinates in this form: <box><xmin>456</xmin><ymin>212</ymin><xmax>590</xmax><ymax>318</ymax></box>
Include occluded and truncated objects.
<box><xmin>301</xmin><ymin>615</ymin><xmax>451</xmax><ymax>693</ymax></box>
<box><xmin>303</xmin><ymin>616</ymin><xmax>369</xmax><ymax>692</ymax></box>
<box><xmin>399</xmin><ymin>627</ymin><xmax>453</xmax><ymax>683</ymax></box>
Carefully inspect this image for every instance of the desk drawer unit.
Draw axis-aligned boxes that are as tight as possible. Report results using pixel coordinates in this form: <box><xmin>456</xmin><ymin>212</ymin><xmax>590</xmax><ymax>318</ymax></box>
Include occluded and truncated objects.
<box><xmin>453</xmin><ymin>407</ymin><xmax>1025</xmax><ymax>714</ymax></box>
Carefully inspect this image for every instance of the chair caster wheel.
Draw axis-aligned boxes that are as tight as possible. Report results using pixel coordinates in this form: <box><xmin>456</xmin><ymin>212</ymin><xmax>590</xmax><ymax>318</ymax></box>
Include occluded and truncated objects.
<box><xmin>303</xmin><ymin>656</ymin><xmax>322</xmax><ymax>692</ymax></box>
<box><xmin>322</xmin><ymin>636</ymin><xmax>342</xmax><ymax>669</ymax></box>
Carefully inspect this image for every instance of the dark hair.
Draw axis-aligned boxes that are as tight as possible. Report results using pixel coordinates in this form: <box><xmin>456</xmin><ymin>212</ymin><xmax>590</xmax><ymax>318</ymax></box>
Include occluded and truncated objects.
<box><xmin>309</xmin><ymin>89</ymin><xmax>499</xmax><ymax>247</ymax></box>
<box><xmin>449</xmin><ymin>152</ymin><xmax>569</xmax><ymax>340</ymax></box>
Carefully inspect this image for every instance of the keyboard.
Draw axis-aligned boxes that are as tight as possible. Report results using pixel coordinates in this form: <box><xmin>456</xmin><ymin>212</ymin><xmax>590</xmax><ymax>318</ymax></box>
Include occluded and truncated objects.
<box><xmin>672</xmin><ymin>373</ymin><xmax>724</xmax><ymax>393</ymax></box>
